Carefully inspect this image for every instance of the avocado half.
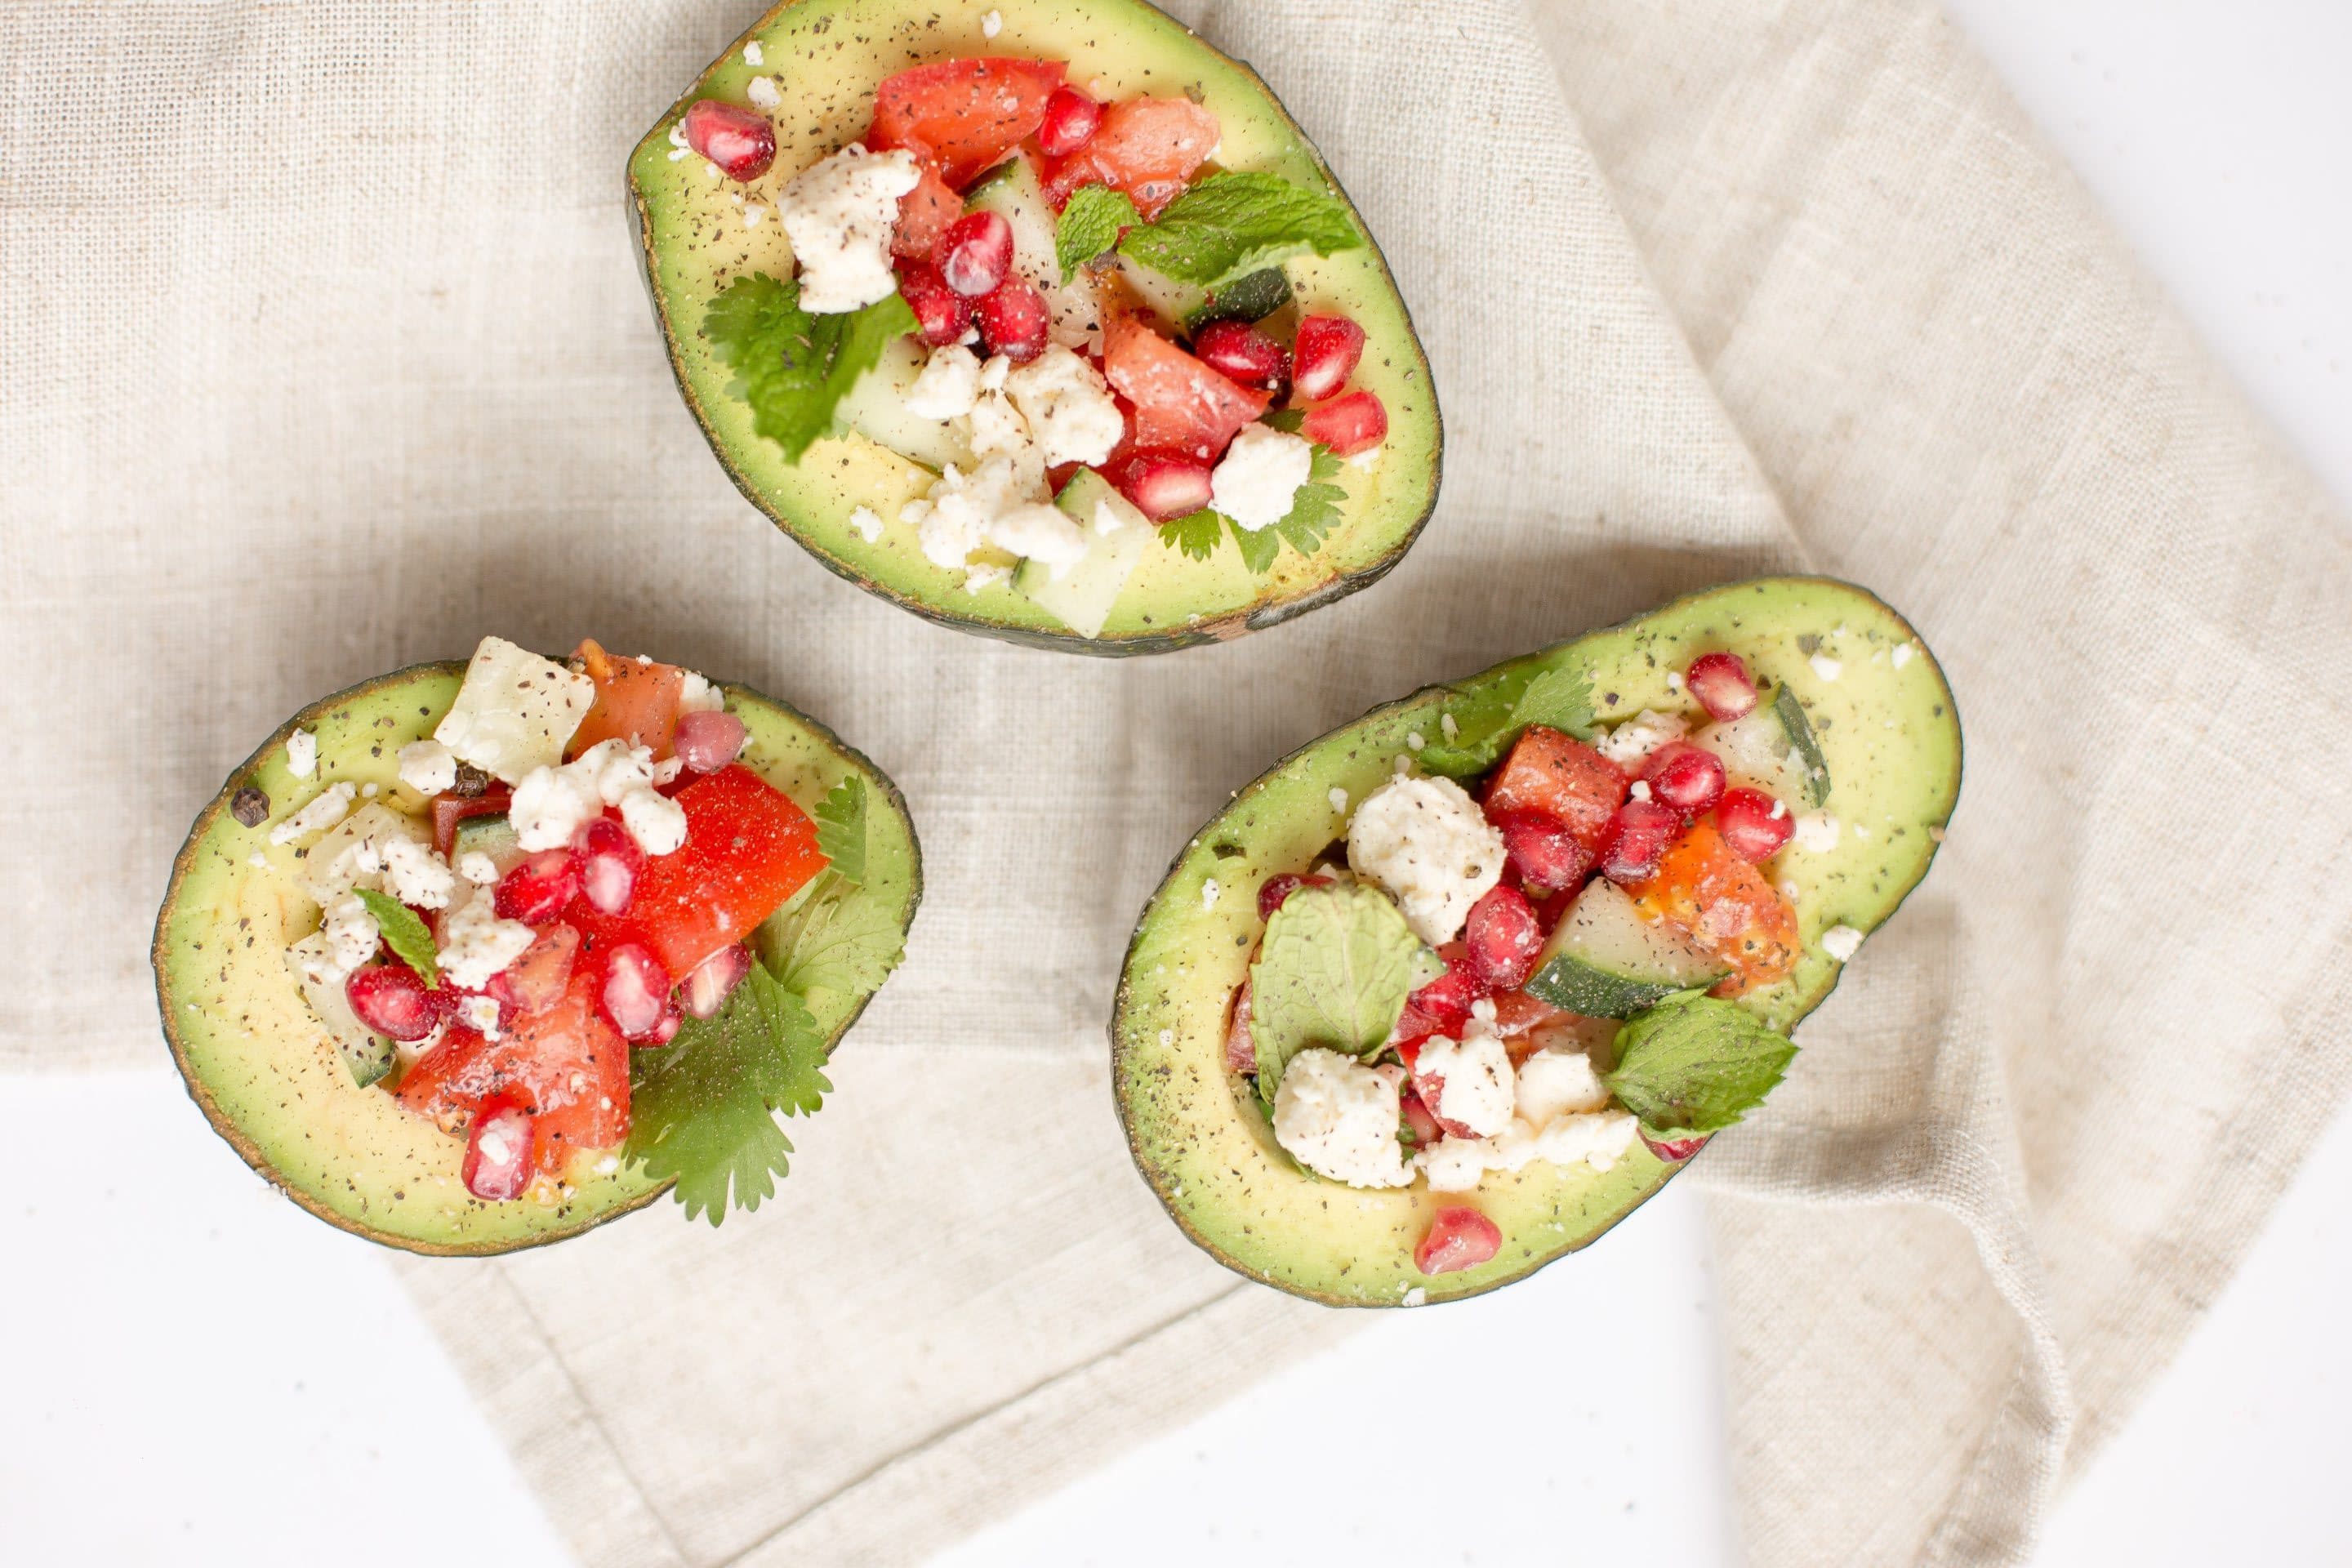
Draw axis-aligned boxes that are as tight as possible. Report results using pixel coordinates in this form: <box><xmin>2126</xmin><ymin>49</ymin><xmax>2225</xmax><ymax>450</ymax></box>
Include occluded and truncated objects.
<box><xmin>153</xmin><ymin>662</ymin><xmax>921</xmax><ymax>1256</ymax></box>
<box><xmin>627</xmin><ymin>0</ymin><xmax>1441</xmax><ymax>654</ymax></box>
<box><xmin>1112</xmin><ymin>577</ymin><xmax>1962</xmax><ymax>1305</ymax></box>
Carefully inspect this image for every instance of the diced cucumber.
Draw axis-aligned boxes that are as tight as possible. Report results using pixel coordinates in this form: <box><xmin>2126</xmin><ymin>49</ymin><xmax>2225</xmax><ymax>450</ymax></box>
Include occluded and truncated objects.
<box><xmin>451</xmin><ymin>812</ymin><xmax>526</xmax><ymax>877</ymax></box>
<box><xmin>1012</xmin><ymin>470</ymin><xmax>1152</xmax><ymax>638</ymax></box>
<box><xmin>839</xmin><ymin>332</ymin><xmax>973</xmax><ymax>474</ymax></box>
<box><xmin>1185</xmin><ymin>268</ymin><xmax>1293</xmax><ymax>331</ymax></box>
<box><xmin>1692</xmin><ymin>684</ymin><xmax>1831</xmax><ymax>808</ymax></box>
<box><xmin>286</xmin><ymin>933</ymin><xmax>394</xmax><ymax>1088</ymax></box>
<box><xmin>1521</xmin><ymin>880</ymin><xmax>1725</xmax><ymax>1018</ymax></box>
<box><xmin>965</xmin><ymin>156</ymin><xmax>1063</xmax><ymax>292</ymax></box>
<box><xmin>1773</xmin><ymin>684</ymin><xmax>1833</xmax><ymax>805</ymax></box>
<box><xmin>1116</xmin><ymin>256</ymin><xmax>1209</xmax><ymax>334</ymax></box>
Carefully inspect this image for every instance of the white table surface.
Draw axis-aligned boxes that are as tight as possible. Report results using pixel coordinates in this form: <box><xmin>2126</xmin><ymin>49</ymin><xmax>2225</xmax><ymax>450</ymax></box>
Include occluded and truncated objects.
<box><xmin>7</xmin><ymin>3</ymin><xmax>2345</xmax><ymax>1563</ymax></box>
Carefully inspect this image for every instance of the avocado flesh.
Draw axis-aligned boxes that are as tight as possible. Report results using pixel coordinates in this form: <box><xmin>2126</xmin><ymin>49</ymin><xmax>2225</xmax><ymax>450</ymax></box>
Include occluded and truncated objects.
<box><xmin>1113</xmin><ymin>577</ymin><xmax>1962</xmax><ymax>1306</ymax></box>
<box><xmin>154</xmin><ymin>662</ymin><xmax>921</xmax><ymax>1256</ymax></box>
<box><xmin>627</xmin><ymin>0</ymin><xmax>1441</xmax><ymax>654</ymax></box>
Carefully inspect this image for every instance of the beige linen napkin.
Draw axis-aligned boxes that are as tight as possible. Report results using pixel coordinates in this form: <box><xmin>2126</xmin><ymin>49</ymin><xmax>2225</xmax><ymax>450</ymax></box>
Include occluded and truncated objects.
<box><xmin>6</xmin><ymin>0</ymin><xmax>2344</xmax><ymax>1564</ymax></box>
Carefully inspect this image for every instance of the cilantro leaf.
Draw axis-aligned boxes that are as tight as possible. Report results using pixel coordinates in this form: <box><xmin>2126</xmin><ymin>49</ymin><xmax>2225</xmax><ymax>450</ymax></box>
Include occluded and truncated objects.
<box><xmin>1272</xmin><ymin>445</ymin><xmax>1345</xmax><ymax>560</ymax></box>
<box><xmin>1118</xmin><ymin>172</ymin><xmax>1362</xmax><ymax>291</ymax></box>
<box><xmin>1262</xmin><ymin>408</ymin><xmax>1307</xmax><ymax>434</ymax></box>
<box><xmin>813</xmin><ymin>775</ymin><xmax>867</xmax><ymax>889</ymax></box>
<box><xmin>704</xmin><ymin>274</ymin><xmax>918</xmax><ymax>464</ymax></box>
<box><xmin>352</xmin><ymin>889</ymin><xmax>438</xmax><ymax>987</ymax></box>
<box><xmin>626</xmin><ymin>963</ymin><xmax>830</xmax><ymax>1223</ymax></box>
<box><xmin>1603</xmin><ymin>993</ymin><xmax>1798</xmax><ymax>1137</ymax></box>
<box><xmin>1250</xmin><ymin>883</ymin><xmax>1433</xmax><ymax>1105</ymax></box>
<box><xmin>1512</xmin><ymin>663</ymin><xmax>1596</xmax><ymax>738</ymax></box>
<box><xmin>1056</xmin><ymin>185</ymin><xmax>1142</xmax><ymax>281</ymax></box>
<box><xmin>759</xmin><ymin>877</ymin><xmax>906</xmax><ymax>997</ymax></box>
<box><xmin>1773</xmin><ymin>684</ymin><xmax>1833</xmax><ymax>806</ymax></box>
<box><xmin>1414</xmin><ymin>658</ymin><xmax>1597</xmax><ymax>778</ymax></box>
<box><xmin>1160</xmin><ymin>509</ymin><xmax>1225</xmax><ymax>561</ymax></box>
<box><xmin>1227</xmin><ymin>516</ymin><xmax>1281</xmax><ymax>574</ymax></box>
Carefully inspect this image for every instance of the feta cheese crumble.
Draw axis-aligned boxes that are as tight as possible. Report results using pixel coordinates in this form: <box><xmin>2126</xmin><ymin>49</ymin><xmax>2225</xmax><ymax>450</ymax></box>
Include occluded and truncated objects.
<box><xmin>849</xmin><ymin>505</ymin><xmax>885</xmax><ymax>543</ymax></box>
<box><xmin>436</xmin><ymin>884</ymin><xmax>537</xmax><ymax>991</ymax></box>
<box><xmin>905</xmin><ymin>344</ymin><xmax>984</xmax><ymax>420</ymax></box>
<box><xmin>1793</xmin><ymin>813</ymin><xmax>1841</xmax><ymax>853</ymax></box>
<box><xmin>746</xmin><ymin>75</ymin><xmax>781</xmax><ymax>110</ymax></box>
<box><xmin>1345</xmin><ymin>776</ymin><xmax>1505</xmax><ymax>945</ymax></box>
<box><xmin>1810</xmin><ymin>653</ymin><xmax>1843</xmax><ymax>682</ymax></box>
<box><xmin>1820</xmin><ymin>923</ymin><xmax>1865</xmax><ymax>961</ymax></box>
<box><xmin>1272</xmin><ymin>1050</ymin><xmax>1415</xmax><ymax>1188</ymax></box>
<box><xmin>1004</xmin><ymin>346</ymin><xmax>1124</xmax><ymax>466</ymax></box>
<box><xmin>677</xmin><ymin>671</ymin><xmax>727</xmax><ymax>714</ymax></box>
<box><xmin>381</xmin><ymin>836</ymin><xmax>457</xmax><ymax>911</ymax></box>
<box><xmin>1594</xmin><ymin>708</ymin><xmax>1688</xmax><ymax>768</ymax></box>
<box><xmin>1328</xmin><ymin>787</ymin><xmax>1349</xmax><ymax>815</ymax></box>
<box><xmin>1201</xmin><ymin>878</ymin><xmax>1221</xmax><ymax>911</ymax></box>
<box><xmin>318</xmin><ymin>891</ymin><xmax>381</xmax><ymax>976</ymax></box>
<box><xmin>1891</xmin><ymin>642</ymin><xmax>1916</xmax><ymax>670</ymax></box>
<box><xmin>743</xmin><ymin>40</ymin><xmax>763</xmax><ymax>65</ymax></box>
<box><xmin>456</xmin><ymin>850</ymin><xmax>500</xmax><ymax>886</ymax></box>
<box><xmin>1512</xmin><ymin>1047</ymin><xmax>1612</xmax><ymax>1128</ymax></box>
<box><xmin>509</xmin><ymin>739</ymin><xmax>683</xmax><ymax>856</ymax></box>
<box><xmin>1415</xmin><ymin>1018</ymin><xmax>1515</xmax><ymax>1138</ymax></box>
<box><xmin>1209</xmin><ymin>424</ymin><xmax>1313</xmax><ymax>529</ymax></box>
<box><xmin>269</xmin><ymin>781</ymin><xmax>356</xmax><ymax>845</ymax></box>
<box><xmin>396</xmin><ymin>738</ymin><xmax>458</xmax><ymax>796</ymax></box>
<box><xmin>285</xmin><ymin>729</ymin><xmax>317</xmax><ymax>778</ymax></box>
<box><xmin>774</xmin><ymin>145</ymin><xmax>921</xmax><ymax>314</ymax></box>
<box><xmin>459</xmin><ymin>993</ymin><xmax>504</xmax><ymax>1040</ymax></box>
<box><xmin>981</xmin><ymin>8</ymin><xmax>1002</xmax><ymax>36</ymax></box>
<box><xmin>434</xmin><ymin>636</ymin><xmax>595</xmax><ymax>785</ymax></box>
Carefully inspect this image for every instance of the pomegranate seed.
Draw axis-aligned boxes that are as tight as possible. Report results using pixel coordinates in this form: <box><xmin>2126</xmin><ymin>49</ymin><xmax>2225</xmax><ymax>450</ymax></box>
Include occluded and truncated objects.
<box><xmin>1414</xmin><ymin>1205</ymin><xmax>1503</xmax><ymax>1276</ymax></box>
<box><xmin>502</xmin><ymin>922</ymin><xmax>581</xmax><ymax>1016</ymax></box>
<box><xmin>1290</xmin><ymin>314</ymin><xmax>1365</xmax><ymax>402</ymax></box>
<box><xmin>1390</xmin><ymin>1001</ymin><xmax>1445</xmax><ymax>1055</ymax></box>
<box><xmin>494</xmin><ymin>849</ymin><xmax>581</xmax><ymax>924</ymax></box>
<box><xmin>1686</xmin><ymin>652</ymin><xmax>1758</xmax><ymax>722</ymax></box>
<box><xmin>599</xmin><ymin>942</ymin><xmax>674</xmax><ymax>1042</ymax></box>
<box><xmin>1408</xmin><ymin>943</ymin><xmax>1485</xmax><ymax>1035</ymax></box>
<box><xmin>1191</xmin><ymin>319</ymin><xmax>1290</xmax><ymax>394</ymax></box>
<box><xmin>573</xmin><ymin>816</ymin><xmax>646</xmax><ymax>916</ymax></box>
<box><xmin>939</xmin><ymin>211</ymin><xmax>1014</xmax><ymax>298</ymax></box>
<box><xmin>1256</xmin><ymin>871</ymin><xmax>1331</xmax><ymax>922</ymax></box>
<box><xmin>1643</xmin><ymin>742</ymin><xmax>1727</xmax><ymax>817</ymax></box>
<box><xmin>1463</xmin><ymin>885</ymin><xmax>1544</xmax><ymax>991</ymax></box>
<box><xmin>344</xmin><ymin>963</ymin><xmax>439</xmax><ymax>1041</ymax></box>
<box><xmin>1225</xmin><ymin>982</ymin><xmax>1256</xmax><ymax>1072</ymax></box>
<box><xmin>1301</xmin><ymin>389</ymin><xmax>1387</xmax><ymax>457</ymax></box>
<box><xmin>1490</xmin><ymin>808</ymin><xmax>1592</xmax><ymax>893</ymax></box>
<box><xmin>674</xmin><ymin>709</ymin><xmax>747</xmax><ymax>774</ymax></box>
<box><xmin>898</xmin><ymin>261</ymin><xmax>974</xmax><ymax>348</ymax></box>
<box><xmin>462</xmin><ymin>1096</ymin><xmax>535</xmax><ymax>1202</ymax></box>
<box><xmin>1643</xmin><ymin>1130</ymin><xmax>1709</xmax><ymax>1163</ymax></box>
<box><xmin>682</xmin><ymin>100</ymin><xmax>777</xmax><ymax>183</ymax></box>
<box><xmin>1714</xmin><ymin>788</ymin><xmax>1795</xmax><ymax>862</ymax></box>
<box><xmin>646</xmin><ymin>1001</ymin><xmax>684</xmax><ymax>1047</ymax></box>
<box><xmin>974</xmin><ymin>274</ymin><xmax>1049</xmax><ymax>362</ymax></box>
<box><xmin>1106</xmin><ymin>448</ymin><xmax>1214</xmax><ymax>521</ymax></box>
<box><xmin>682</xmin><ymin>942</ymin><xmax>755</xmax><ymax>1018</ymax></box>
<box><xmin>1037</xmin><ymin>86</ymin><xmax>1102</xmax><ymax>157</ymax></box>
<box><xmin>1600</xmin><ymin>799</ymin><xmax>1682</xmax><ymax>884</ymax></box>
<box><xmin>1399</xmin><ymin>1088</ymin><xmax>1444</xmax><ymax>1150</ymax></box>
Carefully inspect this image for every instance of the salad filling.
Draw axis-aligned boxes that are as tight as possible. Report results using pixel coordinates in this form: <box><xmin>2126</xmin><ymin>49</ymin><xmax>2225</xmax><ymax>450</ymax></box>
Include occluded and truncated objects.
<box><xmin>264</xmin><ymin>636</ymin><xmax>906</xmax><ymax>1218</ymax></box>
<box><xmin>1236</xmin><ymin>645</ymin><xmax>1837</xmax><ymax>1276</ymax></box>
<box><xmin>672</xmin><ymin>30</ymin><xmax>1397</xmax><ymax>637</ymax></box>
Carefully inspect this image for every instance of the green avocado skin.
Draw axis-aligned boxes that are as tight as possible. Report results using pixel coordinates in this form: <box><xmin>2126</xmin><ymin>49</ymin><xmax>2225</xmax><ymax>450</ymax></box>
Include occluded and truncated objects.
<box><xmin>625</xmin><ymin>0</ymin><xmax>1441</xmax><ymax>655</ymax></box>
<box><xmin>152</xmin><ymin>661</ymin><xmax>921</xmax><ymax>1258</ymax></box>
<box><xmin>1111</xmin><ymin>577</ymin><xmax>1964</xmax><ymax>1307</ymax></box>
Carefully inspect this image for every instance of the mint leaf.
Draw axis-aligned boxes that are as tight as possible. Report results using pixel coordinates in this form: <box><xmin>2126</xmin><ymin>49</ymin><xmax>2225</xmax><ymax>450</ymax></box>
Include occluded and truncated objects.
<box><xmin>1056</xmin><ymin>185</ymin><xmax>1142</xmax><ymax>281</ymax></box>
<box><xmin>1227</xmin><ymin>516</ymin><xmax>1280</xmax><ymax>574</ymax></box>
<box><xmin>1603</xmin><ymin>994</ymin><xmax>1797</xmax><ymax>1137</ymax></box>
<box><xmin>1250</xmin><ymin>883</ymin><xmax>1432</xmax><ymax>1105</ymax></box>
<box><xmin>626</xmin><ymin>962</ymin><xmax>830</xmax><ymax>1223</ymax></box>
<box><xmin>813</xmin><ymin>775</ymin><xmax>867</xmax><ymax>889</ymax></box>
<box><xmin>759</xmin><ymin>877</ymin><xmax>906</xmax><ymax>997</ymax></box>
<box><xmin>352</xmin><ymin>889</ymin><xmax>438</xmax><ymax>987</ymax></box>
<box><xmin>704</xmin><ymin>274</ymin><xmax>918</xmax><ymax>464</ymax></box>
<box><xmin>1116</xmin><ymin>172</ymin><xmax>1361</xmax><ymax>290</ymax></box>
<box><xmin>1414</xmin><ymin>657</ymin><xmax>1595</xmax><ymax>778</ymax></box>
<box><xmin>1773</xmin><ymin>684</ymin><xmax>1833</xmax><ymax>806</ymax></box>
<box><xmin>1272</xmin><ymin>445</ymin><xmax>1345</xmax><ymax>560</ymax></box>
<box><xmin>1160</xmin><ymin>509</ymin><xmax>1224</xmax><ymax>561</ymax></box>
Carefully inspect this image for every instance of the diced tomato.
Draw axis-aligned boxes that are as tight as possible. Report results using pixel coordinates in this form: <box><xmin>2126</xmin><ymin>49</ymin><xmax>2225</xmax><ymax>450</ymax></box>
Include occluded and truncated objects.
<box><xmin>1041</xmin><ymin>96</ymin><xmax>1219</xmax><ymax>216</ymax></box>
<box><xmin>1487</xmin><ymin>988</ymin><xmax>1566</xmax><ymax>1040</ymax></box>
<box><xmin>868</xmin><ymin>58</ymin><xmax>1066</xmax><ymax>189</ymax></box>
<box><xmin>568</xmin><ymin>638</ymin><xmax>685</xmax><ymax>760</ymax></box>
<box><xmin>568</xmin><ymin>764</ymin><xmax>826</xmax><ymax>979</ymax></box>
<box><xmin>503</xmin><ymin>922</ymin><xmax>581</xmax><ymax>1016</ymax></box>
<box><xmin>1414</xmin><ymin>1206</ymin><xmax>1502</xmax><ymax>1276</ymax></box>
<box><xmin>893</xmin><ymin>160</ymin><xmax>964</xmax><ymax>258</ymax></box>
<box><xmin>1628</xmin><ymin>822</ymin><xmax>1800</xmax><ymax>992</ymax></box>
<box><xmin>434</xmin><ymin>789</ymin><xmax>510</xmax><ymax>858</ymax></box>
<box><xmin>1484</xmin><ymin>726</ymin><xmax>1628</xmax><ymax>854</ymax></box>
<box><xmin>1225</xmin><ymin>980</ymin><xmax>1255</xmax><ymax>1073</ymax></box>
<box><xmin>1103</xmin><ymin>313</ymin><xmax>1271</xmax><ymax>456</ymax></box>
<box><xmin>394</xmin><ymin>969</ymin><xmax>630</xmax><ymax>1178</ymax></box>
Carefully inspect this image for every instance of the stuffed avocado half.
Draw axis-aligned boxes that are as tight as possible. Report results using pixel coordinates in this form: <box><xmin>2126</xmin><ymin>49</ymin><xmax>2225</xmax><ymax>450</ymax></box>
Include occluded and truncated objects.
<box><xmin>1112</xmin><ymin>577</ymin><xmax>1961</xmax><ymax>1305</ymax></box>
<box><xmin>154</xmin><ymin>644</ymin><xmax>920</xmax><ymax>1256</ymax></box>
<box><xmin>629</xmin><ymin>0</ymin><xmax>1439</xmax><ymax>653</ymax></box>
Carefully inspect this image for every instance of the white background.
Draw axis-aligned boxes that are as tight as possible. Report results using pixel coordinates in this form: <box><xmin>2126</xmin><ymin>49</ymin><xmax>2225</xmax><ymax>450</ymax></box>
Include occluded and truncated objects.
<box><xmin>7</xmin><ymin>3</ymin><xmax>2345</xmax><ymax>1563</ymax></box>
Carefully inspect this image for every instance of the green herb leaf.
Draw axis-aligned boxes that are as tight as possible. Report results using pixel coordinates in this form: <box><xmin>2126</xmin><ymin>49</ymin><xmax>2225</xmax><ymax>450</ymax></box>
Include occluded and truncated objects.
<box><xmin>704</xmin><ymin>274</ymin><xmax>919</xmax><ymax>464</ymax></box>
<box><xmin>1272</xmin><ymin>445</ymin><xmax>1346</xmax><ymax>560</ymax></box>
<box><xmin>1227</xmin><ymin>515</ymin><xmax>1281</xmax><ymax>574</ymax></box>
<box><xmin>813</xmin><ymin>776</ymin><xmax>868</xmax><ymax>889</ymax></box>
<box><xmin>1056</xmin><ymin>185</ymin><xmax>1143</xmax><ymax>281</ymax></box>
<box><xmin>1513</xmin><ymin>663</ymin><xmax>1597</xmax><ymax>738</ymax></box>
<box><xmin>1262</xmin><ymin>408</ymin><xmax>1307</xmax><ymax>434</ymax></box>
<box><xmin>1603</xmin><ymin>993</ymin><xmax>1798</xmax><ymax>1137</ymax></box>
<box><xmin>759</xmin><ymin>876</ymin><xmax>906</xmax><ymax>997</ymax></box>
<box><xmin>353</xmin><ymin>889</ymin><xmax>438</xmax><ymax>987</ymax></box>
<box><xmin>1414</xmin><ymin>658</ymin><xmax>1597</xmax><ymax>778</ymax></box>
<box><xmin>1250</xmin><ymin>883</ymin><xmax>1432</xmax><ymax>1105</ymax></box>
<box><xmin>1160</xmin><ymin>509</ymin><xmax>1225</xmax><ymax>561</ymax></box>
<box><xmin>1773</xmin><ymin>684</ymin><xmax>1833</xmax><ymax>806</ymax></box>
<box><xmin>626</xmin><ymin>963</ymin><xmax>830</xmax><ymax>1223</ymax></box>
<box><xmin>1116</xmin><ymin>172</ymin><xmax>1361</xmax><ymax>291</ymax></box>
